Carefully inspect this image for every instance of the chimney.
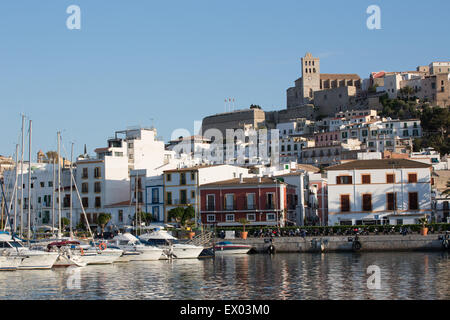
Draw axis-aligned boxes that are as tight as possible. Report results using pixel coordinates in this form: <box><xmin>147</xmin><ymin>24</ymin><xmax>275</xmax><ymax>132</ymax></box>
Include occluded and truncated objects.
<box><xmin>239</xmin><ymin>173</ymin><xmax>244</xmax><ymax>183</ymax></box>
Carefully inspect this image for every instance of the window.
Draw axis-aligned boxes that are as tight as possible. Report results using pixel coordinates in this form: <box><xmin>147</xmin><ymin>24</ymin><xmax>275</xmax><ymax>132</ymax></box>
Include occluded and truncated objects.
<box><xmin>409</xmin><ymin>192</ymin><xmax>418</xmax><ymax>210</ymax></box>
<box><xmin>225</xmin><ymin>194</ymin><xmax>235</xmax><ymax>210</ymax></box>
<box><xmin>362</xmin><ymin>194</ymin><xmax>372</xmax><ymax>211</ymax></box>
<box><xmin>191</xmin><ymin>172</ymin><xmax>196</xmax><ymax>180</ymax></box>
<box><xmin>152</xmin><ymin>206</ymin><xmax>159</xmax><ymax>220</ymax></box>
<box><xmin>226</xmin><ymin>214</ymin><xmax>235</xmax><ymax>222</ymax></box>
<box><xmin>118</xmin><ymin>210</ymin><xmax>123</xmax><ymax>222</ymax></box>
<box><xmin>387</xmin><ymin>193</ymin><xmax>397</xmax><ymax>211</ymax></box>
<box><xmin>386</xmin><ymin>174</ymin><xmax>395</xmax><ymax>184</ymax></box>
<box><xmin>180</xmin><ymin>190</ymin><xmax>187</xmax><ymax>204</ymax></box>
<box><xmin>191</xmin><ymin>190</ymin><xmax>195</xmax><ymax>199</ymax></box>
<box><xmin>166</xmin><ymin>173</ymin><xmax>172</xmax><ymax>182</ymax></box>
<box><xmin>94</xmin><ymin>167</ymin><xmax>101</xmax><ymax>178</ymax></box>
<box><xmin>166</xmin><ymin>192</ymin><xmax>172</xmax><ymax>205</ymax></box>
<box><xmin>247</xmin><ymin>214</ymin><xmax>256</xmax><ymax>221</ymax></box>
<box><xmin>361</xmin><ymin>174</ymin><xmax>371</xmax><ymax>184</ymax></box>
<box><xmin>207</xmin><ymin>194</ymin><xmax>215</xmax><ymax>211</ymax></box>
<box><xmin>95</xmin><ymin>197</ymin><xmax>101</xmax><ymax>208</ymax></box>
<box><xmin>152</xmin><ymin>188</ymin><xmax>159</xmax><ymax>203</ymax></box>
<box><xmin>82</xmin><ymin>197</ymin><xmax>89</xmax><ymax>208</ymax></box>
<box><xmin>336</xmin><ymin>176</ymin><xmax>352</xmax><ymax>185</ymax></box>
<box><xmin>82</xmin><ymin>168</ymin><xmax>88</xmax><ymax>179</ymax></box>
<box><xmin>94</xmin><ymin>182</ymin><xmax>101</xmax><ymax>193</ymax></box>
<box><xmin>180</xmin><ymin>173</ymin><xmax>186</xmax><ymax>185</ymax></box>
<box><xmin>40</xmin><ymin>182</ymin><xmax>44</xmax><ymax>188</ymax></box>
<box><xmin>266</xmin><ymin>193</ymin><xmax>274</xmax><ymax>209</ymax></box>
<box><xmin>63</xmin><ymin>195</ymin><xmax>70</xmax><ymax>208</ymax></box>
<box><xmin>207</xmin><ymin>214</ymin><xmax>216</xmax><ymax>222</ymax></box>
<box><xmin>247</xmin><ymin>193</ymin><xmax>256</xmax><ymax>210</ymax></box>
<box><xmin>266</xmin><ymin>213</ymin><xmax>276</xmax><ymax>221</ymax></box>
<box><xmin>48</xmin><ymin>181</ymin><xmax>53</xmax><ymax>187</ymax></box>
<box><xmin>82</xmin><ymin>183</ymin><xmax>89</xmax><ymax>193</ymax></box>
<box><xmin>408</xmin><ymin>173</ymin><xmax>417</xmax><ymax>183</ymax></box>
<box><xmin>340</xmin><ymin>195</ymin><xmax>350</xmax><ymax>212</ymax></box>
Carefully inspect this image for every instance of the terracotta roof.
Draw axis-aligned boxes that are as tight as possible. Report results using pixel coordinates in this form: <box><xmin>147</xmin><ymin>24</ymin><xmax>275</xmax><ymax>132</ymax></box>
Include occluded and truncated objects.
<box><xmin>94</xmin><ymin>147</ymin><xmax>110</xmax><ymax>153</ymax></box>
<box><xmin>104</xmin><ymin>200</ymin><xmax>132</xmax><ymax>208</ymax></box>
<box><xmin>325</xmin><ymin>159</ymin><xmax>431</xmax><ymax>171</ymax></box>
<box><xmin>201</xmin><ymin>177</ymin><xmax>287</xmax><ymax>187</ymax></box>
<box><xmin>295</xmin><ymin>164</ymin><xmax>321</xmax><ymax>173</ymax></box>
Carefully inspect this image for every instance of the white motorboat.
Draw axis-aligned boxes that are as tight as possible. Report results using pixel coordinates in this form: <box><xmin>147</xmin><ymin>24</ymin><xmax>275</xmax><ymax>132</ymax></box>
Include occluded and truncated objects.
<box><xmin>214</xmin><ymin>241</ymin><xmax>251</xmax><ymax>255</ymax></box>
<box><xmin>139</xmin><ymin>228</ymin><xmax>204</xmax><ymax>259</ymax></box>
<box><xmin>0</xmin><ymin>253</ymin><xmax>23</xmax><ymax>271</ymax></box>
<box><xmin>109</xmin><ymin>233</ymin><xmax>163</xmax><ymax>261</ymax></box>
<box><xmin>78</xmin><ymin>244</ymin><xmax>123</xmax><ymax>265</ymax></box>
<box><xmin>47</xmin><ymin>241</ymin><xmax>87</xmax><ymax>267</ymax></box>
<box><xmin>0</xmin><ymin>232</ymin><xmax>58</xmax><ymax>269</ymax></box>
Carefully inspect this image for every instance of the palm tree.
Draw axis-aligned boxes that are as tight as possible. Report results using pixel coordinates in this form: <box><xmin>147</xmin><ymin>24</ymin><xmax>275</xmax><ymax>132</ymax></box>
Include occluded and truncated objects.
<box><xmin>97</xmin><ymin>213</ymin><xmax>111</xmax><ymax>236</ymax></box>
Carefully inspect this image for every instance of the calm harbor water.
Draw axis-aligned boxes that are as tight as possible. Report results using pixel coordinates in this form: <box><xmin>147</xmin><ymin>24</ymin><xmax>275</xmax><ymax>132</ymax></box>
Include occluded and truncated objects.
<box><xmin>0</xmin><ymin>252</ymin><xmax>448</xmax><ymax>300</ymax></box>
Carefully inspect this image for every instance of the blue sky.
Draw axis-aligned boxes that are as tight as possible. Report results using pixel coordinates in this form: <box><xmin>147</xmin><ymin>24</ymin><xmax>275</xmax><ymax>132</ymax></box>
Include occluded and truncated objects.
<box><xmin>0</xmin><ymin>0</ymin><xmax>449</xmax><ymax>160</ymax></box>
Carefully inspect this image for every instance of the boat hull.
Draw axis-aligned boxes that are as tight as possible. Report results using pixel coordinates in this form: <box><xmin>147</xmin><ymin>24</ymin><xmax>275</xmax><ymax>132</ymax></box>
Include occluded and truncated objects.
<box><xmin>170</xmin><ymin>246</ymin><xmax>204</xmax><ymax>259</ymax></box>
<box><xmin>130</xmin><ymin>248</ymin><xmax>163</xmax><ymax>261</ymax></box>
<box><xmin>214</xmin><ymin>247</ymin><xmax>251</xmax><ymax>255</ymax></box>
<box><xmin>18</xmin><ymin>252</ymin><xmax>59</xmax><ymax>270</ymax></box>
<box><xmin>0</xmin><ymin>256</ymin><xmax>23</xmax><ymax>271</ymax></box>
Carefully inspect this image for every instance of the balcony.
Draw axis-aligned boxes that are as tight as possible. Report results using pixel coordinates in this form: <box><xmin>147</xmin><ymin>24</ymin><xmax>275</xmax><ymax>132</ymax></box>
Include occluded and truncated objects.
<box><xmin>206</xmin><ymin>205</ymin><xmax>216</xmax><ymax>211</ymax></box>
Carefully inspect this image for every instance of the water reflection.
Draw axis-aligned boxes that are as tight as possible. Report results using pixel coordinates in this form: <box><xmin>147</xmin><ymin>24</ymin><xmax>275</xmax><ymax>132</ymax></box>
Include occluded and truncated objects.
<box><xmin>0</xmin><ymin>252</ymin><xmax>448</xmax><ymax>300</ymax></box>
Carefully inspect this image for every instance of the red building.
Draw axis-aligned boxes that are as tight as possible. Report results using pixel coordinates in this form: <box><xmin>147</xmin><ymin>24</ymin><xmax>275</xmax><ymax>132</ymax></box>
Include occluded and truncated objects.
<box><xmin>199</xmin><ymin>177</ymin><xmax>297</xmax><ymax>227</ymax></box>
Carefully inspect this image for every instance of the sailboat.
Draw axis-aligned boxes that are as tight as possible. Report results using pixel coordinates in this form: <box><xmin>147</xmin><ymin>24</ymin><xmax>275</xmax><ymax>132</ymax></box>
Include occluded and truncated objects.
<box><xmin>0</xmin><ymin>119</ymin><xmax>59</xmax><ymax>270</ymax></box>
<box><xmin>62</xmin><ymin>139</ymin><xmax>122</xmax><ymax>265</ymax></box>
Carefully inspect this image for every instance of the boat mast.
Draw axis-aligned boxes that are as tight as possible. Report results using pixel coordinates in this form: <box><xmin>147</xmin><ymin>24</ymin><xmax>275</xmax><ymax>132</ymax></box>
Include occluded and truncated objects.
<box><xmin>13</xmin><ymin>143</ymin><xmax>19</xmax><ymax>233</ymax></box>
<box><xmin>135</xmin><ymin>171</ymin><xmax>139</xmax><ymax>236</ymax></box>
<box><xmin>70</xmin><ymin>142</ymin><xmax>74</xmax><ymax>238</ymax></box>
<box><xmin>27</xmin><ymin>119</ymin><xmax>32</xmax><ymax>239</ymax></box>
<box><xmin>57</xmin><ymin>131</ymin><xmax>62</xmax><ymax>239</ymax></box>
<box><xmin>20</xmin><ymin>114</ymin><xmax>25</xmax><ymax>238</ymax></box>
<box><xmin>52</xmin><ymin>158</ymin><xmax>56</xmax><ymax>237</ymax></box>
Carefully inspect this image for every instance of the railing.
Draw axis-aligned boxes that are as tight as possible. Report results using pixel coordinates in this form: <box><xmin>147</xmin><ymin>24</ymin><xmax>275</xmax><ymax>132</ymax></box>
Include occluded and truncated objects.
<box><xmin>186</xmin><ymin>231</ymin><xmax>214</xmax><ymax>247</ymax></box>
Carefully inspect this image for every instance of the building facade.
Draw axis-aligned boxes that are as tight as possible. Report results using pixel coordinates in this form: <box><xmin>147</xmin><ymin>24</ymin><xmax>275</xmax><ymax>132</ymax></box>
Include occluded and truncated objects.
<box><xmin>326</xmin><ymin>159</ymin><xmax>432</xmax><ymax>226</ymax></box>
<box><xmin>199</xmin><ymin>177</ymin><xmax>296</xmax><ymax>227</ymax></box>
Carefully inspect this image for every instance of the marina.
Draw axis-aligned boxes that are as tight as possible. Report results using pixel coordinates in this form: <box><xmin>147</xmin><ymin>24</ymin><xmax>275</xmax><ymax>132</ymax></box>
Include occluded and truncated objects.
<box><xmin>0</xmin><ymin>252</ymin><xmax>447</xmax><ymax>300</ymax></box>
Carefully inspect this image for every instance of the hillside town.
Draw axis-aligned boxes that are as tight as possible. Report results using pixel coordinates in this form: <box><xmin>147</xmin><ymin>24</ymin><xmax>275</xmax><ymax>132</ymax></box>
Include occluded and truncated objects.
<box><xmin>1</xmin><ymin>52</ymin><xmax>450</xmax><ymax>234</ymax></box>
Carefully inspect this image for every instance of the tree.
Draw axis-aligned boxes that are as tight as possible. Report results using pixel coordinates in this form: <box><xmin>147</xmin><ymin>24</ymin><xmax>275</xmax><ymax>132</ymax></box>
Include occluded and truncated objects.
<box><xmin>61</xmin><ymin>217</ymin><xmax>70</xmax><ymax>230</ymax></box>
<box><xmin>97</xmin><ymin>213</ymin><xmax>111</xmax><ymax>234</ymax></box>
<box><xmin>239</xmin><ymin>218</ymin><xmax>250</xmax><ymax>233</ymax></box>
<box><xmin>168</xmin><ymin>206</ymin><xmax>195</xmax><ymax>228</ymax></box>
<box><xmin>46</xmin><ymin>151</ymin><xmax>59</xmax><ymax>163</ymax></box>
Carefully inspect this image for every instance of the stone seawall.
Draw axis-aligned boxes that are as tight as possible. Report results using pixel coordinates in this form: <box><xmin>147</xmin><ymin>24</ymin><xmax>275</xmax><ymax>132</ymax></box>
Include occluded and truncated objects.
<box><xmin>225</xmin><ymin>234</ymin><xmax>449</xmax><ymax>253</ymax></box>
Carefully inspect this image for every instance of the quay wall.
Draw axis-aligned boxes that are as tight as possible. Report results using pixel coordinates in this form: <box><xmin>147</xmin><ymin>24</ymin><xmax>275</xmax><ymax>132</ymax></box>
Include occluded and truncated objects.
<box><xmin>223</xmin><ymin>234</ymin><xmax>449</xmax><ymax>253</ymax></box>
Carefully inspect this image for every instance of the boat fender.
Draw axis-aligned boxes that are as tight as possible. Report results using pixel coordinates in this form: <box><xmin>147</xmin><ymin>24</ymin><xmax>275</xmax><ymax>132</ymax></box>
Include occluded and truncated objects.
<box><xmin>99</xmin><ymin>243</ymin><xmax>107</xmax><ymax>251</ymax></box>
<box><xmin>352</xmin><ymin>240</ymin><xmax>362</xmax><ymax>251</ymax></box>
<box><xmin>80</xmin><ymin>248</ymin><xmax>84</xmax><ymax>255</ymax></box>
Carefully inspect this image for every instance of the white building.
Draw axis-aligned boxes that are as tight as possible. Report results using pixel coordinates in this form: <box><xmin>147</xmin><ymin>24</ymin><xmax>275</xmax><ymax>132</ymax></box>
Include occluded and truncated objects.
<box><xmin>326</xmin><ymin>159</ymin><xmax>432</xmax><ymax>226</ymax></box>
<box><xmin>2</xmin><ymin>162</ymin><xmax>72</xmax><ymax>231</ymax></box>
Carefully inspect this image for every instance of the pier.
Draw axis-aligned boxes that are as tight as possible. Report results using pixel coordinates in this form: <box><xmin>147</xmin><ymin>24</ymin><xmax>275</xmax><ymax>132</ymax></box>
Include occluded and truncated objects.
<box><xmin>226</xmin><ymin>234</ymin><xmax>450</xmax><ymax>253</ymax></box>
